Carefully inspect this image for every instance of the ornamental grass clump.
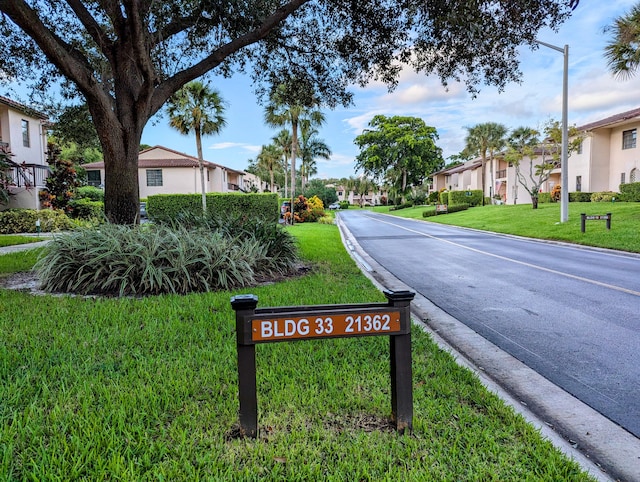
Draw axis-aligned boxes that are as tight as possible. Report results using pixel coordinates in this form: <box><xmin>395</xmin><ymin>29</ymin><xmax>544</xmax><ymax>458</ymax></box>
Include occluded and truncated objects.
<box><xmin>35</xmin><ymin>220</ymin><xmax>298</xmax><ymax>296</ymax></box>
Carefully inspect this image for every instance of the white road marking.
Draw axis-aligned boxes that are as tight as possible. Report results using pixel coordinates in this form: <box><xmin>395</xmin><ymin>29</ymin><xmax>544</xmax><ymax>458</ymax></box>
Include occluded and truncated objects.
<box><xmin>366</xmin><ymin>214</ymin><xmax>640</xmax><ymax>298</ymax></box>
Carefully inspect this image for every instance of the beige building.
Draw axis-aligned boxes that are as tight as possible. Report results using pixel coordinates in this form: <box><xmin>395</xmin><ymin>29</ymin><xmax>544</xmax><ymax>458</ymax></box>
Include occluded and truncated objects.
<box><xmin>571</xmin><ymin>107</ymin><xmax>640</xmax><ymax>192</ymax></box>
<box><xmin>82</xmin><ymin>145</ymin><xmax>264</xmax><ymax>198</ymax></box>
<box><xmin>432</xmin><ymin>106</ymin><xmax>640</xmax><ymax>205</ymax></box>
<box><xmin>0</xmin><ymin>96</ymin><xmax>50</xmax><ymax>210</ymax></box>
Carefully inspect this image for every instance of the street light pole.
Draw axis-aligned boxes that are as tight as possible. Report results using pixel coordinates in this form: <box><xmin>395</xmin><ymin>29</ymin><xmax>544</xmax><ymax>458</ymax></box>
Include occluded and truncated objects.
<box><xmin>536</xmin><ymin>40</ymin><xmax>569</xmax><ymax>223</ymax></box>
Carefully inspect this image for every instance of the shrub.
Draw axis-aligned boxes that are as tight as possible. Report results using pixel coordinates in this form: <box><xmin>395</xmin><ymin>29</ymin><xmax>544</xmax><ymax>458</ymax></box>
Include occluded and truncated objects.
<box><xmin>317</xmin><ymin>215</ymin><xmax>334</xmax><ymax>224</ymax></box>
<box><xmin>422</xmin><ymin>204</ymin><xmax>468</xmax><ymax>216</ymax></box>
<box><xmin>339</xmin><ymin>201</ymin><xmax>350</xmax><ymax>209</ymax></box>
<box><xmin>68</xmin><ymin>198</ymin><xmax>105</xmax><ymax>219</ymax></box>
<box><xmin>0</xmin><ymin>209</ymin><xmax>73</xmax><ymax>234</ymax></box>
<box><xmin>538</xmin><ymin>193</ymin><xmax>552</xmax><ymax>204</ymax></box>
<box><xmin>447</xmin><ymin>203</ymin><xmax>469</xmax><ymax>214</ymax></box>
<box><xmin>619</xmin><ymin>182</ymin><xmax>640</xmax><ymax>201</ymax></box>
<box><xmin>427</xmin><ymin>191</ymin><xmax>440</xmax><ymax>204</ymax></box>
<box><xmin>389</xmin><ymin>201</ymin><xmax>414</xmax><ymax>211</ymax></box>
<box><xmin>40</xmin><ymin>143</ymin><xmax>80</xmax><ymax>212</ymax></box>
<box><xmin>36</xmin><ymin>219</ymin><xmax>299</xmax><ymax>296</ymax></box>
<box><xmin>550</xmin><ymin>184</ymin><xmax>561</xmax><ymax>202</ymax></box>
<box><xmin>591</xmin><ymin>191</ymin><xmax>618</xmax><ymax>202</ymax></box>
<box><xmin>569</xmin><ymin>192</ymin><xmax>591</xmax><ymax>202</ymax></box>
<box><xmin>147</xmin><ymin>193</ymin><xmax>279</xmax><ymax>223</ymax></box>
<box><xmin>449</xmin><ymin>190</ymin><xmax>483</xmax><ymax>207</ymax></box>
<box><xmin>439</xmin><ymin>190</ymin><xmax>449</xmax><ymax>204</ymax></box>
<box><xmin>76</xmin><ymin>185</ymin><xmax>105</xmax><ymax>201</ymax></box>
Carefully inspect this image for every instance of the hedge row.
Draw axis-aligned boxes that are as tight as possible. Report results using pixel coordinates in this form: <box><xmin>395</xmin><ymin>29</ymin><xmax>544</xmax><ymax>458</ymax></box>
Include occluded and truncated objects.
<box><xmin>423</xmin><ymin>204</ymin><xmax>469</xmax><ymax>217</ymax></box>
<box><xmin>620</xmin><ymin>182</ymin><xmax>640</xmax><ymax>202</ymax></box>
<box><xmin>442</xmin><ymin>190</ymin><xmax>483</xmax><ymax>207</ymax></box>
<box><xmin>0</xmin><ymin>209</ymin><xmax>74</xmax><ymax>234</ymax></box>
<box><xmin>146</xmin><ymin>193</ymin><xmax>279</xmax><ymax>223</ymax></box>
<box><xmin>539</xmin><ymin>191</ymin><xmax>623</xmax><ymax>203</ymax></box>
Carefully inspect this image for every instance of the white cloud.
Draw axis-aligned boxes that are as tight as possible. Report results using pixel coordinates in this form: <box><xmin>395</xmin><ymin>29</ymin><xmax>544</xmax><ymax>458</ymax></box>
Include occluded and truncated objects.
<box><xmin>209</xmin><ymin>142</ymin><xmax>244</xmax><ymax>149</ymax></box>
<box><xmin>208</xmin><ymin>142</ymin><xmax>262</xmax><ymax>154</ymax></box>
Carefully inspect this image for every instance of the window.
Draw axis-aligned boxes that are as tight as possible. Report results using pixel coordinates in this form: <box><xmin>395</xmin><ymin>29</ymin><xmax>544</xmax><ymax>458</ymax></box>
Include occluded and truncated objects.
<box><xmin>632</xmin><ymin>168</ymin><xmax>638</xmax><ymax>183</ymax></box>
<box><xmin>21</xmin><ymin>120</ymin><xmax>30</xmax><ymax>147</ymax></box>
<box><xmin>87</xmin><ymin>170</ymin><xmax>101</xmax><ymax>187</ymax></box>
<box><xmin>621</xmin><ymin>172</ymin><xmax>626</xmax><ymax>185</ymax></box>
<box><xmin>622</xmin><ymin>129</ymin><xmax>636</xmax><ymax>149</ymax></box>
<box><xmin>146</xmin><ymin>169</ymin><xmax>163</xmax><ymax>187</ymax></box>
<box><xmin>576</xmin><ymin>140</ymin><xmax>583</xmax><ymax>154</ymax></box>
<box><xmin>576</xmin><ymin>176</ymin><xmax>582</xmax><ymax>192</ymax></box>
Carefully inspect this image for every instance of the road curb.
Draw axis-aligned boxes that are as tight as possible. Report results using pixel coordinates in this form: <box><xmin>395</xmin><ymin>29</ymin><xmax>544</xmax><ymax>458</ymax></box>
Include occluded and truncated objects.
<box><xmin>336</xmin><ymin>213</ymin><xmax>640</xmax><ymax>482</ymax></box>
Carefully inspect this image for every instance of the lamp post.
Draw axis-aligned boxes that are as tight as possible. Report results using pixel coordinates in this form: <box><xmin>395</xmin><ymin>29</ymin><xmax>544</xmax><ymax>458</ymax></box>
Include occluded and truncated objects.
<box><xmin>536</xmin><ymin>40</ymin><xmax>569</xmax><ymax>223</ymax></box>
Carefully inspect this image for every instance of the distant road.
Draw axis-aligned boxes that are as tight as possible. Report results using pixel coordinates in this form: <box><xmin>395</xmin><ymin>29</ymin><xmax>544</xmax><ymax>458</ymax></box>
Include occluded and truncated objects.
<box><xmin>338</xmin><ymin>210</ymin><xmax>640</xmax><ymax>438</ymax></box>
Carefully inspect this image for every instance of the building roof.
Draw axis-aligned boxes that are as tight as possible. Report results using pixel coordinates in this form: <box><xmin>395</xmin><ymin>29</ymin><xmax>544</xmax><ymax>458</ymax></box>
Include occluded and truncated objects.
<box><xmin>577</xmin><ymin>106</ymin><xmax>640</xmax><ymax>132</ymax></box>
<box><xmin>0</xmin><ymin>95</ymin><xmax>48</xmax><ymax>120</ymax></box>
<box><xmin>82</xmin><ymin>145</ymin><xmax>246</xmax><ymax>174</ymax></box>
<box><xmin>432</xmin><ymin>159</ymin><xmax>482</xmax><ymax>176</ymax></box>
<box><xmin>82</xmin><ymin>158</ymin><xmax>219</xmax><ymax>169</ymax></box>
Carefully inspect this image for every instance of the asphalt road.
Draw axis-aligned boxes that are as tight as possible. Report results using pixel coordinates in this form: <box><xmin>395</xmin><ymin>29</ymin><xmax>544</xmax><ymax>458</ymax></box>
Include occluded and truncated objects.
<box><xmin>338</xmin><ymin>209</ymin><xmax>640</xmax><ymax>439</ymax></box>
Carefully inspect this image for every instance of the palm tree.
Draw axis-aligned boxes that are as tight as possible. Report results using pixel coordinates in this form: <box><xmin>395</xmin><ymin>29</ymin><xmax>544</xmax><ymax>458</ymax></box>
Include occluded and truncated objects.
<box><xmin>605</xmin><ymin>3</ymin><xmax>640</xmax><ymax>78</ymax></box>
<box><xmin>167</xmin><ymin>81</ymin><xmax>226</xmax><ymax>213</ymax></box>
<box><xmin>256</xmin><ymin>144</ymin><xmax>282</xmax><ymax>193</ymax></box>
<box><xmin>264</xmin><ymin>83</ymin><xmax>324</xmax><ymax>204</ymax></box>
<box><xmin>464</xmin><ymin>122</ymin><xmax>507</xmax><ymax>204</ymax></box>
<box><xmin>272</xmin><ymin>129</ymin><xmax>292</xmax><ymax>198</ymax></box>
<box><xmin>299</xmin><ymin>120</ymin><xmax>331</xmax><ymax>189</ymax></box>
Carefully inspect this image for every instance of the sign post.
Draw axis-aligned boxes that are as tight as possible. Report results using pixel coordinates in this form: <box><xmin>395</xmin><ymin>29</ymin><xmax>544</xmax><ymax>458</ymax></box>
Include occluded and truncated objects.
<box><xmin>581</xmin><ymin>213</ymin><xmax>612</xmax><ymax>233</ymax></box>
<box><xmin>230</xmin><ymin>290</ymin><xmax>415</xmax><ymax>437</ymax></box>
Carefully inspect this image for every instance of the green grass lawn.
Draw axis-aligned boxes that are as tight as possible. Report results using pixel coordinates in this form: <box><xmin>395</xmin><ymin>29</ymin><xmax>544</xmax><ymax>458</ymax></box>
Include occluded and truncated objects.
<box><xmin>0</xmin><ymin>223</ymin><xmax>595</xmax><ymax>480</ymax></box>
<box><xmin>0</xmin><ymin>234</ymin><xmax>47</xmax><ymax>248</ymax></box>
<box><xmin>375</xmin><ymin>202</ymin><xmax>640</xmax><ymax>252</ymax></box>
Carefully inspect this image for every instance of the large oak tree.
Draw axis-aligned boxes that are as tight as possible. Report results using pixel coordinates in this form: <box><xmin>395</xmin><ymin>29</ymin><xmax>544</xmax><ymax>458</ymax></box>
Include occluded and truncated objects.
<box><xmin>0</xmin><ymin>0</ymin><xmax>579</xmax><ymax>223</ymax></box>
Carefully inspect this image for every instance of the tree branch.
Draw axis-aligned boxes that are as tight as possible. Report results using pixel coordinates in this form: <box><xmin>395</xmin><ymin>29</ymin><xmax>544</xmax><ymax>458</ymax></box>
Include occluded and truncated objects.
<box><xmin>1</xmin><ymin>1</ymin><xmax>100</xmax><ymax>97</ymax></box>
<box><xmin>64</xmin><ymin>0</ymin><xmax>113</xmax><ymax>55</ymax></box>
<box><xmin>151</xmin><ymin>0</ymin><xmax>311</xmax><ymax>114</ymax></box>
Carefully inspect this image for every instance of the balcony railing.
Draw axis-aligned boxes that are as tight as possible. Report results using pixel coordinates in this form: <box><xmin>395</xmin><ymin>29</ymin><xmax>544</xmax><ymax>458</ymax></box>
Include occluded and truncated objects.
<box><xmin>6</xmin><ymin>163</ymin><xmax>50</xmax><ymax>188</ymax></box>
<box><xmin>496</xmin><ymin>169</ymin><xmax>507</xmax><ymax>179</ymax></box>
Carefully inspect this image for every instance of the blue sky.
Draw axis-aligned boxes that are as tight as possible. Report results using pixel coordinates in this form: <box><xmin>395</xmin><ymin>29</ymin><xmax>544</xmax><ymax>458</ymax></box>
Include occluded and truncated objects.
<box><xmin>7</xmin><ymin>2</ymin><xmax>640</xmax><ymax>181</ymax></box>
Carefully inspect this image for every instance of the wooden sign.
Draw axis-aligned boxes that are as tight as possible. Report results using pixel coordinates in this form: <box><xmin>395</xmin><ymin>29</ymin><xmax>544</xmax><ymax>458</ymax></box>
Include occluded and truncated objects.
<box><xmin>250</xmin><ymin>311</ymin><xmax>401</xmax><ymax>342</ymax></box>
<box><xmin>231</xmin><ymin>290</ymin><xmax>415</xmax><ymax>438</ymax></box>
<box><xmin>581</xmin><ymin>213</ymin><xmax>612</xmax><ymax>233</ymax></box>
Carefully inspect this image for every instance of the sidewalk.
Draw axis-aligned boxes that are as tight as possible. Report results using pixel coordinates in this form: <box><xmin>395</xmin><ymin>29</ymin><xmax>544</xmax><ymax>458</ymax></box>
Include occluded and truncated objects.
<box><xmin>0</xmin><ymin>236</ymin><xmax>51</xmax><ymax>256</ymax></box>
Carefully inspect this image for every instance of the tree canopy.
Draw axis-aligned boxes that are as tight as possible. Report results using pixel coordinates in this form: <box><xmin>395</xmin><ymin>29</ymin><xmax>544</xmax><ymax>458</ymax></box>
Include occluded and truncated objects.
<box><xmin>605</xmin><ymin>2</ymin><xmax>640</xmax><ymax>78</ymax></box>
<box><xmin>354</xmin><ymin>115</ymin><xmax>443</xmax><ymax>200</ymax></box>
<box><xmin>0</xmin><ymin>0</ymin><xmax>579</xmax><ymax>223</ymax></box>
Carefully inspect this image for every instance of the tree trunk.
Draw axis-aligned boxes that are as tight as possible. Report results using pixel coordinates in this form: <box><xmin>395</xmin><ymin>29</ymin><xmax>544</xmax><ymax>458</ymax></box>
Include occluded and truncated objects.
<box><xmin>102</xmin><ymin>141</ymin><xmax>141</xmax><ymax>224</ymax></box>
<box><xmin>532</xmin><ymin>194</ymin><xmax>539</xmax><ymax>209</ymax></box>
<box><xmin>489</xmin><ymin>156</ymin><xmax>495</xmax><ymax>204</ymax></box>
<box><xmin>270</xmin><ymin>169</ymin><xmax>275</xmax><ymax>193</ymax></box>
<box><xmin>196</xmin><ymin>128</ymin><xmax>207</xmax><ymax>214</ymax></box>
<box><xmin>401</xmin><ymin>168</ymin><xmax>407</xmax><ymax>204</ymax></box>
<box><xmin>284</xmin><ymin>155</ymin><xmax>288</xmax><ymax>198</ymax></box>
<box><xmin>98</xmin><ymin>110</ymin><xmax>143</xmax><ymax>225</ymax></box>
<box><xmin>481</xmin><ymin>156</ymin><xmax>486</xmax><ymax>206</ymax></box>
<box><xmin>290</xmin><ymin>119</ymin><xmax>298</xmax><ymax>224</ymax></box>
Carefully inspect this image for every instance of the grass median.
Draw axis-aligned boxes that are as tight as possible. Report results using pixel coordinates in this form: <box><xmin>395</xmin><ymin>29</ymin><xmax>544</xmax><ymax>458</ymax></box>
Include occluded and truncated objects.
<box><xmin>375</xmin><ymin>202</ymin><xmax>640</xmax><ymax>253</ymax></box>
<box><xmin>0</xmin><ymin>223</ymin><xmax>595</xmax><ymax>480</ymax></box>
